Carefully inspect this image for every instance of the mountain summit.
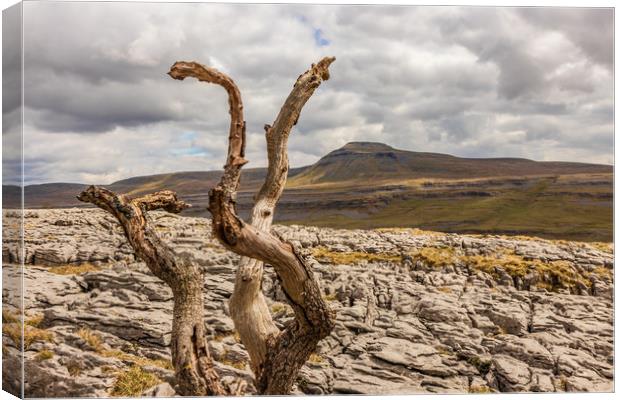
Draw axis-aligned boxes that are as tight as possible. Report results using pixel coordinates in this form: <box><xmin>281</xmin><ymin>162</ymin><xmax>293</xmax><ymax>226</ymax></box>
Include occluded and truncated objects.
<box><xmin>339</xmin><ymin>141</ymin><xmax>396</xmax><ymax>152</ymax></box>
<box><xmin>288</xmin><ymin>142</ymin><xmax>611</xmax><ymax>185</ymax></box>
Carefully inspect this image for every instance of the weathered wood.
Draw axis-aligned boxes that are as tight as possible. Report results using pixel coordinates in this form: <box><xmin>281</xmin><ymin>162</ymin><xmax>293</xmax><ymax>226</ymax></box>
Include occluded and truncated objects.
<box><xmin>232</xmin><ymin>57</ymin><xmax>336</xmax><ymax>390</ymax></box>
<box><xmin>169</xmin><ymin>57</ymin><xmax>336</xmax><ymax>394</ymax></box>
<box><xmin>76</xmin><ymin>186</ymin><xmax>227</xmax><ymax>396</ymax></box>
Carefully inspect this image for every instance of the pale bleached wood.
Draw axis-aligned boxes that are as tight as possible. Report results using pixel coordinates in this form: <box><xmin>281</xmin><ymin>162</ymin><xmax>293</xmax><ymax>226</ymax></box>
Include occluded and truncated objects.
<box><xmin>169</xmin><ymin>57</ymin><xmax>336</xmax><ymax>394</ymax></box>
<box><xmin>231</xmin><ymin>57</ymin><xmax>335</xmax><ymax>379</ymax></box>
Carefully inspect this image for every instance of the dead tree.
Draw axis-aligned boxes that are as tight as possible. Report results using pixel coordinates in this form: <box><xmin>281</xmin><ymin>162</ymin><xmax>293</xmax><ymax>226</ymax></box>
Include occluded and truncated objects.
<box><xmin>168</xmin><ymin>57</ymin><xmax>336</xmax><ymax>394</ymax></box>
<box><xmin>77</xmin><ymin>57</ymin><xmax>336</xmax><ymax>395</ymax></box>
<box><xmin>76</xmin><ymin>188</ymin><xmax>228</xmax><ymax>396</ymax></box>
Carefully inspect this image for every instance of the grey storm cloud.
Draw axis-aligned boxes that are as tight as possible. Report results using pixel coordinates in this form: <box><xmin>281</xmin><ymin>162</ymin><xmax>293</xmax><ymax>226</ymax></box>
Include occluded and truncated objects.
<box><xmin>7</xmin><ymin>2</ymin><xmax>614</xmax><ymax>185</ymax></box>
<box><xmin>517</xmin><ymin>7</ymin><xmax>614</xmax><ymax>68</ymax></box>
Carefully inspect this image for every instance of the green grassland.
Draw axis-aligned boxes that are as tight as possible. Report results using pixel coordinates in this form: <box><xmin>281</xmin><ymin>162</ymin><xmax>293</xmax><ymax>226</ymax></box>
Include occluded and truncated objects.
<box><xmin>282</xmin><ymin>175</ymin><xmax>612</xmax><ymax>242</ymax></box>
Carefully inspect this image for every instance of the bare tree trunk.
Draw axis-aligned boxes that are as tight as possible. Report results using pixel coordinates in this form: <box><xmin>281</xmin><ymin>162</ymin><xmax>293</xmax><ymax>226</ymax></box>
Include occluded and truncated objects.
<box><xmin>76</xmin><ymin>187</ymin><xmax>227</xmax><ymax>396</ymax></box>
<box><xmin>168</xmin><ymin>57</ymin><xmax>336</xmax><ymax>394</ymax></box>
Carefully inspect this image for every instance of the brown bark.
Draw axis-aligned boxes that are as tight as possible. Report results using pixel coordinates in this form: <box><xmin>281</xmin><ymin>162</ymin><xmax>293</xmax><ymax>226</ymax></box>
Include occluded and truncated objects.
<box><xmin>76</xmin><ymin>187</ymin><xmax>227</xmax><ymax>396</ymax></box>
<box><xmin>168</xmin><ymin>57</ymin><xmax>336</xmax><ymax>394</ymax></box>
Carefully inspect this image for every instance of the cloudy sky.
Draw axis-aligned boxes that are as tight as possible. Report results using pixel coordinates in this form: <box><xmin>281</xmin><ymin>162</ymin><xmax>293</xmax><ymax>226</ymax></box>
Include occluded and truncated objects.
<box><xmin>3</xmin><ymin>2</ymin><xmax>614</xmax><ymax>185</ymax></box>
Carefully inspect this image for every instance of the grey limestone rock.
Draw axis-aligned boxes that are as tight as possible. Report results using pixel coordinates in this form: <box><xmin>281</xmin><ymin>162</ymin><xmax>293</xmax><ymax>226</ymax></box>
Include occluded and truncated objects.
<box><xmin>2</xmin><ymin>209</ymin><xmax>613</xmax><ymax>396</ymax></box>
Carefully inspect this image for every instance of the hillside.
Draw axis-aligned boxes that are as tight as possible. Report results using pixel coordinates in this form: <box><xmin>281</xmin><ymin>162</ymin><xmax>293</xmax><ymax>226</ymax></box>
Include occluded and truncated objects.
<box><xmin>2</xmin><ymin>142</ymin><xmax>613</xmax><ymax>241</ymax></box>
<box><xmin>288</xmin><ymin>142</ymin><xmax>611</xmax><ymax>185</ymax></box>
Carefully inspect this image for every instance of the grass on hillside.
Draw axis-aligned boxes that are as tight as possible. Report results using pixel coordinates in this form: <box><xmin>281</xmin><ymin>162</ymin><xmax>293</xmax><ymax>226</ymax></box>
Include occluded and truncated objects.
<box><xmin>285</xmin><ymin>177</ymin><xmax>612</xmax><ymax>242</ymax></box>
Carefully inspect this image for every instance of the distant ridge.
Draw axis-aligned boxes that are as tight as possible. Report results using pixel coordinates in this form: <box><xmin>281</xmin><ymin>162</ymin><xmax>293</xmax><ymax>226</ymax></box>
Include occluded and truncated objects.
<box><xmin>3</xmin><ymin>142</ymin><xmax>612</xmax><ymax>211</ymax></box>
<box><xmin>288</xmin><ymin>141</ymin><xmax>612</xmax><ymax>185</ymax></box>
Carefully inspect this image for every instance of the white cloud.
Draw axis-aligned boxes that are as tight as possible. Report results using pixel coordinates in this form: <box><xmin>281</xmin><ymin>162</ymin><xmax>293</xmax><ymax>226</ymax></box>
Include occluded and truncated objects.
<box><xmin>14</xmin><ymin>2</ymin><xmax>614</xmax><ymax>185</ymax></box>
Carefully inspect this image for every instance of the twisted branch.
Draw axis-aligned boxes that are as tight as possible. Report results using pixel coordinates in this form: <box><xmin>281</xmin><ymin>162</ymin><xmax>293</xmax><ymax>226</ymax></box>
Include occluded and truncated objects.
<box><xmin>168</xmin><ymin>57</ymin><xmax>336</xmax><ymax>394</ymax></box>
<box><xmin>77</xmin><ymin>186</ymin><xmax>227</xmax><ymax>396</ymax></box>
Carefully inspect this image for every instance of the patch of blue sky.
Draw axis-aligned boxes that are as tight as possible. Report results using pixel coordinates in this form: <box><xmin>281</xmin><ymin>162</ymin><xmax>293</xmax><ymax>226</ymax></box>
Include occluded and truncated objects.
<box><xmin>170</xmin><ymin>146</ymin><xmax>209</xmax><ymax>157</ymax></box>
<box><xmin>313</xmin><ymin>28</ymin><xmax>330</xmax><ymax>47</ymax></box>
<box><xmin>180</xmin><ymin>131</ymin><xmax>198</xmax><ymax>142</ymax></box>
<box><xmin>295</xmin><ymin>14</ymin><xmax>330</xmax><ymax>47</ymax></box>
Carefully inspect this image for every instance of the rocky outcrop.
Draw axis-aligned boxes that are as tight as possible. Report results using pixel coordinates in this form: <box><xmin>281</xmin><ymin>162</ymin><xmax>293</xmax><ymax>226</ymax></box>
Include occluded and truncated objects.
<box><xmin>2</xmin><ymin>209</ymin><xmax>614</xmax><ymax>396</ymax></box>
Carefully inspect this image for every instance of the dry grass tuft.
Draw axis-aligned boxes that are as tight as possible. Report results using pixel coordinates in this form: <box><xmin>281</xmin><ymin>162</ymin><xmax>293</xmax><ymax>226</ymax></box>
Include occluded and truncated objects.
<box><xmin>409</xmin><ymin>246</ymin><xmax>599</xmax><ymax>293</ymax></box>
<box><xmin>308</xmin><ymin>353</ymin><xmax>325</xmax><ymax>364</ymax></box>
<box><xmin>3</xmin><ymin>322</ymin><xmax>54</xmax><ymax>350</ymax></box>
<box><xmin>77</xmin><ymin>327</ymin><xmax>104</xmax><ymax>352</ymax></box>
<box><xmin>77</xmin><ymin>327</ymin><xmax>173</xmax><ymax>370</ymax></box>
<box><xmin>409</xmin><ymin>247</ymin><xmax>457</xmax><ymax>268</ymax></box>
<box><xmin>110</xmin><ymin>366</ymin><xmax>161</xmax><ymax>397</ymax></box>
<box><xmin>270</xmin><ymin>302</ymin><xmax>290</xmax><ymax>314</ymax></box>
<box><xmin>101</xmin><ymin>365</ymin><xmax>118</xmax><ymax>375</ymax></box>
<box><xmin>49</xmin><ymin>262</ymin><xmax>101</xmax><ymax>275</ymax></box>
<box><xmin>469</xmin><ymin>385</ymin><xmax>494</xmax><ymax>393</ymax></box>
<box><xmin>220</xmin><ymin>350</ymin><xmax>247</xmax><ymax>370</ymax></box>
<box><xmin>434</xmin><ymin>346</ymin><xmax>453</xmax><ymax>356</ymax></box>
<box><xmin>211</xmin><ymin>334</ymin><xmax>227</xmax><ymax>342</ymax></box>
<box><xmin>2</xmin><ymin>308</ymin><xmax>19</xmax><ymax>324</ymax></box>
<box><xmin>592</xmin><ymin>266</ymin><xmax>612</xmax><ymax>279</ymax></box>
<box><xmin>67</xmin><ymin>364</ymin><xmax>82</xmax><ymax>377</ymax></box>
<box><xmin>312</xmin><ymin>246</ymin><xmax>401</xmax><ymax>265</ymax></box>
<box><xmin>34</xmin><ymin>349</ymin><xmax>54</xmax><ymax>361</ymax></box>
<box><xmin>589</xmin><ymin>242</ymin><xmax>613</xmax><ymax>254</ymax></box>
<box><xmin>323</xmin><ymin>293</ymin><xmax>338</xmax><ymax>302</ymax></box>
<box><xmin>26</xmin><ymin>314</ymin><xmax>44</xmax><ymax>328</ymax></box>
<box><xmin>221</xmin><ymin>359</ymin><xmax>247</xmax><ymax>370</ymax></box>
<box><xmin>375</xmin><ymin>227</ymin><xmax>443</xmax><ymax>237</ymax></box>
<box><xmin>467</xmin><ymin>356</ymin><xmax>492</xmax><ymax>375</ymax></box>
<box><xmin>3</xmin><ymin>309</ymin><xmax>55</xmax><ymax>350</ymax></box>
<box><xmin>101</xmin><ymin>349</ymin><xmax>173</xmax><ymax>371</ymax></box>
